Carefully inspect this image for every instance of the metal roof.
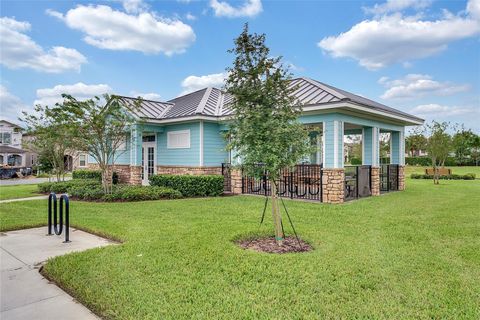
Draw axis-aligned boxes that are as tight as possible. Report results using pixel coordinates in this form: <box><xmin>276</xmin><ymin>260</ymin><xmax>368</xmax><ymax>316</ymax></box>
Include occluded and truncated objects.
<box><xmin>0</xmin><ymin>146</ymin><xmax>26</xmax><ymax>154</ymax></box>
<box><xmin>119</xmin><ymin>77</ymin><xmax>422</xmax><ymax>124</ymax></box>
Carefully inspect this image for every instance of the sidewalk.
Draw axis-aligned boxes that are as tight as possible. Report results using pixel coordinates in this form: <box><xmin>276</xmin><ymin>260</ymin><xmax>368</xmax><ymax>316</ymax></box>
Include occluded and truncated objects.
<box><xmin>0</xmin><ymin>196</ymin><xmax>48</xmax><ymax>204</ymax></box>
<box><xmin>0</xmin><ymin>227</ymin><xmax>114</xmax><ymax>320</ymax></box>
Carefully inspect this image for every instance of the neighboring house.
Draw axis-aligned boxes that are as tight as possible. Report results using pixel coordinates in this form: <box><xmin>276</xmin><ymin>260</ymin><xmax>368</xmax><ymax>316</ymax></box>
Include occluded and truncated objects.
<box><xmin>86</xmin><ymin>77</ymin><xmax>423</xmax><ymax>203</ymax></box>
<box><xmin>0</xmin><ymin>120</ymin><xmax>28</xmax><ymax>168</ymax></box>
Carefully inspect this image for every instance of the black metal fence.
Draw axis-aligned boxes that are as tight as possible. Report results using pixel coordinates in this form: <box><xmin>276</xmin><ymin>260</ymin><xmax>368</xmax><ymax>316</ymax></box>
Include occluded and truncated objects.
<box><xmin>380</xmin><ymin>164</ymin><xmax>399</xmax><ymax>192</ymax></box>
<box><xmin>241</xmin><ymin>164</ymin><xmax>323</xmax><ymax>202</ymax></box>
<box><xmin>221</xmin><ymin>163</ymin><xmax>232</xmax><ymax>193</ymax></box>
<box><xmin>344</xmin><ymin>165</ymin><xmax>372</xmax><ymax>201</ymax></box>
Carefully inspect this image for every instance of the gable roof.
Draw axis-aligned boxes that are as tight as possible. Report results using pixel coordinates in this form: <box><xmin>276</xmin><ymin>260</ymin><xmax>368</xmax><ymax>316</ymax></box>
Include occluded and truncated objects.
<box><xmin>0</xmin><ymin>120</ymin><xmax>24</xmax><ymax>130</ymax></box>
<box><xmin>119</xmin><ymin>77</ymin><xmax>423</xmax><ymax>125</ymax></box>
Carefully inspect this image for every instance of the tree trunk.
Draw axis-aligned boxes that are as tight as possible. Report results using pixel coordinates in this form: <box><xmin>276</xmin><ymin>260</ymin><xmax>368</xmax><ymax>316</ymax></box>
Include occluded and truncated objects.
<box><xmin>270</xmin><ymin>181</ymin><xmax>284</xmax><ymax>245</ymax></box>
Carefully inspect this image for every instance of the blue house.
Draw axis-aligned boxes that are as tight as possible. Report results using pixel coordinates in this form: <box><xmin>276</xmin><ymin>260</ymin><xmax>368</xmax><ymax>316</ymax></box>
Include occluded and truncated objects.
<box><xmin>88</xmin><ymin>77</ymin><xmax>423</xmax><ymax>203</ymax></box>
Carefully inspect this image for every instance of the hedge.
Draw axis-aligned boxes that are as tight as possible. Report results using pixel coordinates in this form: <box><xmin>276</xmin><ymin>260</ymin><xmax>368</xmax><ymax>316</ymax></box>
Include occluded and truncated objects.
<box><xmin>149</xmin><ymin>174</ymin><xmax>224</xmax><ymax>197</ymax></box>
<box><xmin>38</xmin><ymin>179</ymin><xmax>182</xmax><ymax>201</ymax></box>
<box><xmin>410</xmin><ymin>173</ymin><xmax>476</xmax><ymax>180</ymax></box>
<box><xmin>73</xmin><ymin>169</ymin><xmax>119</xmax><ymax>184</ymax></box>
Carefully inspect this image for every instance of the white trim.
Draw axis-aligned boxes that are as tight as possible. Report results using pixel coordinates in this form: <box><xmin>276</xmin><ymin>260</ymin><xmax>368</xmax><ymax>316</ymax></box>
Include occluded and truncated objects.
<box><xmin>199</xmin><ymin>121</ymin><xmax>204</xmax><ymax>166</ymax></box>
<box><xmin>340</xmin><ymin>121</ymin><xmax>344</xmax><ymax>168</ymax></box>
<box><xmin>333</xmin><ymin>121</ymin><xmax>338</xmax><ymax>168</ymax></box>
<box><xmin>167</xmin><ymin>130</ymin><xmax>191</xmax><ymax>149</ymax></box>
<box><xmin>322</xmin><ymin>122</ymin><xmax>326</xmax><ymax>166</ymax></box>
<box><xmin>362</xmin><ymin>128</ymin><xmax>365</xmax><ymax>165</ymax></box>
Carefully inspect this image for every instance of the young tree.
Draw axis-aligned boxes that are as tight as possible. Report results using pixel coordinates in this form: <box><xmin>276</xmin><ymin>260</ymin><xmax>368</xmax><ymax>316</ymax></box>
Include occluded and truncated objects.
<box><xmin>425</xmin><ymin>121</ymin><xmax>452</xmax><ymax>184</ymax></box>
<box><xmin>56</xmin><ymin>94</ymin><xmax>140</xmax><ymax>194</ymax></box>
<box><xmin>226</xmin><ymin>24</ymin><xmax>312</xmax><ymax>245</ymax></box>
<box><xmin>22</xmin><ymin>105</ymin><xmax>73</xmax><ymax>182</ymax></box>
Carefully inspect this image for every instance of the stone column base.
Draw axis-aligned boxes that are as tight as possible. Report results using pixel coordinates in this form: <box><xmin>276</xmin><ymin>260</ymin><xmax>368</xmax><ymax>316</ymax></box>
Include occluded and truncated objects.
<box><xmin>231</xmin><ymin>169</ymin><xmax>243</xmax><ymax>194</ymax></box>
<box><xmin>398</xmin><ymin>165</ymin><xmax>405</xmax><ymax>190</ymax></box>
<box><xmin>129</xmin><ymin>166</ymin><xmax>142</xmax><ymax>185</ymax></box>
<box><xmin>371</xmin><ymin>166</ymin><xmax>380</xmax><ymax>196</ymax></box>
<box><xmin>322</xmin><ymin>168</ymin><xmax>345</xmax><ymax>204</ymax></box>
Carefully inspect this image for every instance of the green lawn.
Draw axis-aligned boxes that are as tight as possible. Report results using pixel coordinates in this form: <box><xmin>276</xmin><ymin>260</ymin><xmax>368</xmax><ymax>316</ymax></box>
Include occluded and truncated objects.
<box><xmin>1</xmin><ymin>179</ymin><xmax>479</xmax><ymax>319</ymax></box>
<box><xmin>405</xmin><ymin>165</ymin><xmax>480</xmax><ymax>176</ymax></box>
<box><xmin>0</xmin><ymin>184</ymin><xmax>41</xmax><ymax>200</ymax></box>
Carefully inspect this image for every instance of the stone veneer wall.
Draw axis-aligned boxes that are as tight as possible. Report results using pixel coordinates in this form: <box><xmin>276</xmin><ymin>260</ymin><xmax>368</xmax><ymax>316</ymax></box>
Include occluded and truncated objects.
<box><xmin>321</xmin><ymin>168</ymin><xmax>345</xmax><ymax>204</ymax></box>
<box><xmin>398</xmin><ymin>165</ymin><xmax>405</xmax><ymax>191</ymax></box>
<box><xmin>129</xmin><ymin>166</ymin><xmax>142</xmax><ymax>185</ymax></box>
<box><xmin>156</xmin><ymin>166</ymin><xmax>222</xmax><ymax>175</ymax></box>
<box><xmin>370</xmin><ymin>167</ymin><xmax>380</xmax><ymax>196</ymax></box>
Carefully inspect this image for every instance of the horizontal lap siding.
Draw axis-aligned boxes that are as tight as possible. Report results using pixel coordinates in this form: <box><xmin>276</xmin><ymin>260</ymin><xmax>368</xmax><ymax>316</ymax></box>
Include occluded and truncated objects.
<box><xmin>157</xmin><ymin>122</ymin><xmax>200</xmax><ymax>166</ymax></box>
<box><xmin>203</xmin><ymin>122</ymin><xmax>228</xmax><ymax>166</ymax></box>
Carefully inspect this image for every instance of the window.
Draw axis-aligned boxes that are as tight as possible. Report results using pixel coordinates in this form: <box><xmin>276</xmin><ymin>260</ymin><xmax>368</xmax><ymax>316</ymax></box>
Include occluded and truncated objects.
<box><xmin>1</xmin><ymin>132</ymin><xmax>11</xmax><ymax>145</ymax></box>
<box><xmin>167</xmin><ymin>130</ymin><xmax>190</xmax><ymax>149</ymax></box>
<box><xmin>79</xmin><ymin>154</ymin><xmax>87</xmax><ymax>167</ymax></box>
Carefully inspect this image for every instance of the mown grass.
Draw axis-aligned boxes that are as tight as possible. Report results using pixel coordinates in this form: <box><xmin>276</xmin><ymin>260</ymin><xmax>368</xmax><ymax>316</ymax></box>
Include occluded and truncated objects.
<box><xmin>1</xmin><ymin>179</ymin><xmax>479</xmax><ymax>319</ymax></box>
<box><xmin>405</xmin><ymin>165</ymin><xmax>480</xmax><ymax>176</ymax></box>
<box><xmin>0</xmin><ymin>184</ymin><xmax>41</xmax><ymax>200</ymax></box>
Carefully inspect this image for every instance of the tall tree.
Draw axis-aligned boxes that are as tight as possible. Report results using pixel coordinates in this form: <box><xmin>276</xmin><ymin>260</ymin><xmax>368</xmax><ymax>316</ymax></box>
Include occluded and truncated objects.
<box><xmin>226</xmin><ymin>24</ymin><xmax>312</xmax><ymax>245</ymax></box>
<box><xmin>56</xmin><ymin>94</ymin><xmax>140</xmax><ymax>194</ymax></box>
<box><xmin>452</xmin><ymin>125</ymin><xmax>477</xmax><ymax>165</ymax></box>
<box><xmin>22</xmin><ymin>105</ymin><xmax>73</xmax><ymax>182</ymax></box>
<box><xmin>425</xmin><ymin>121</ymin><xmax>452</xmax><ymax>184</ymax></box>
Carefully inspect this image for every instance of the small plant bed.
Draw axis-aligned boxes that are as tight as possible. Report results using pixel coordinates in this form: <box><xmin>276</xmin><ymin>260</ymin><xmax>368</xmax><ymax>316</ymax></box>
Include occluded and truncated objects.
<box><xmin>237</xmin><ymin>236</ymin><xmax>312</xmax><ymax>254</ymax></box>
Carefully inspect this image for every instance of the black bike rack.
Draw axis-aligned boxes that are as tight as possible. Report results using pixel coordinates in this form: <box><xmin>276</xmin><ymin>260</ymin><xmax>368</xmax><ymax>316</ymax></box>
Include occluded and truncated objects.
<box><xmin>47</xmin><ymin>193</ymin><xmax>70</xmax><ymax>243</ymax></box>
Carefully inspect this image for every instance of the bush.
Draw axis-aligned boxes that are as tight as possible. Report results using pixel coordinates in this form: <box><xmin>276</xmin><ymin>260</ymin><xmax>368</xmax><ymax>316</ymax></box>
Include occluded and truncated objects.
<box><xmin>39</xmin><ymin>179</ymin><xmax>182</xmax><ymax>201</ymax></box>
<box><xmin>410</xmin><ymin>173</ymin><xmax>476</xmax><ymax>180</ymax></box>
<box><xmin>350</xmin><ymin>158</ymin><xmax>362</xmax><ymax>165</ymax></box>
<box><xmin>73</xmin><ymin>169</ymin><xmax>119</xmax><ymax>184</ymax></box>
<box><xmin>38</xmin><ymin>179</ymin><xmax>101</xmax><ymax>194</ymax></box>
<box><xmin>103</xmin><ymin>186</ymin><xmax>182</xmax><ymax>202</ymax></box>
<box><xmin>406</xmin><ymin>157</ymin><xmax>431</xmax><ymax>166</ymax></box>
<box><xmin>149</xmin><ymin>174</ymin><xmax>224</xmax><ymax>197</ymax></box>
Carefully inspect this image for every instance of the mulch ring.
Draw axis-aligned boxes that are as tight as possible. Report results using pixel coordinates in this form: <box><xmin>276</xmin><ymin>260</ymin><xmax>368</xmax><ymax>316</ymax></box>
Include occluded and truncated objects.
<box><xmin>237</xmin><ymin>236</ymin><xmax>313</xmax><ymax>254</ymax></box>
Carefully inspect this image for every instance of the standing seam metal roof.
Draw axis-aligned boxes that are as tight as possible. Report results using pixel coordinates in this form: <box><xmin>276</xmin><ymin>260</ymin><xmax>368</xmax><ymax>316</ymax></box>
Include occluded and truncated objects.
<box><xmin>119</xmin><ymin>77</ymin><xmax>422</xmax><ymax>123</ymax></box>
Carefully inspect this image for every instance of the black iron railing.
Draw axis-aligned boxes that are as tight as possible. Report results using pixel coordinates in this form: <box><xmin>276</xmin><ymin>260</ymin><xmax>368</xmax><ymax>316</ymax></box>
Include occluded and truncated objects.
<box><xmin>380</xmin><ymin>164</ymin><xmax>399</xmax><ymax>192</ymax></box>
<box><xmin>241</xmin><ymin>164</ymin><xmax>323</xmax><ymax>202</ymax></box>
<box><xmin>344</xmin><ymin>165</ymin><xmax>372</xmax><ymax>201</ymax></box>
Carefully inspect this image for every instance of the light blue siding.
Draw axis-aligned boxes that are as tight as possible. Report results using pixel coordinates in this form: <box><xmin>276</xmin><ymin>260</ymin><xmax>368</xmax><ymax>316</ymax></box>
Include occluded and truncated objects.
<box><xmin>203</xmin><ymin>121</ymin><xmax>228</xmax><ymax>166</ymax></box>
<box><xmin>323</xmin><ymin>120</ymin><xmax>343</xmax><ymax>168</ymax></box>
<box><xmin>157</xmin><ymin>122</ymin><xmax>200</xmax><ymax>166</ymax></box>
<box><xmin>363</xmin><ymin>127</ymin><xmax>373</xmax><ymax>165</ymax></box>
<box><xmin>390</xmin><ymin>131</ymin><xmax>405</xmax><ymax>165</ymax></box>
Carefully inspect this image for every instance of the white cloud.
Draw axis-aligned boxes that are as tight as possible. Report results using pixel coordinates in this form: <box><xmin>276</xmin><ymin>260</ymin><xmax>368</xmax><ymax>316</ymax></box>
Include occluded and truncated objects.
<box><xmin>318</xmin><ymin>1</ymin><xmax>480</xmax><ymax>70</ymax></box>
<box><xmin>180</xmin><ymin>72</ymin><xmax>226</xmax><ymax>94</ymax></box>
<box><xmin>48</xmin><ymin>5</ymin><xmax>196</xmax><ymax>55</ymax></box>
<box><xmin>410</xmin><ymin>103</ymin><xmax>479</xmax><ymax>117</ymax></box>
<box><xmin>0</xmin><ymin>85</ymin><xmax>30</xmax><ymax>123</ymax></box>
<box><xmin>210</xmin><ymin>0</ymin><xmax>262</xmax><ymax>18</ymax></box>
<box><xmin>379</xmin><ymin>74</ymin><xmax>470</xmax><ymax>100</ymax></box>
<box><xmin>0</xmin><ymin>17</ymin><xmax>87</xmax><ymax>73</ymax></box>
<box><xmin>364</xmin><ymin>0</ymin><xmax>432</xmax><ymax>15</ymax></box>
<box><xmin>130</xmin><ymin>91</ymin><xmax>162</xmax><ymax>101</ymax></box>
<box><xmin>186</xmin><ymin>13</ymin><xmax>197</xmax><ymax>21</ymax></box>
<box><xmin>122</xmin><ymin>0</ymin><xmax>148</xmax><ymax>14</ymax></box>
<box><xmin>34</xmin><ymin>83</ymin><xmax>113</xmax><ymax>106</ymax></box>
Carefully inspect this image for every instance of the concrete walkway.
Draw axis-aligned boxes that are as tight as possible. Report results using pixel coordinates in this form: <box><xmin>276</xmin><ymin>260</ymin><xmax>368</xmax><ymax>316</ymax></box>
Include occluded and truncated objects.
<box><xmin>0</xmin><ymin>177</ymin><xmax>71</xmax><ymax>186</ymax></box>
<box><xmin>0</xmin><ymin>196</ymin><xmax>49</xmax><ymax>204</ymax></box>
<box><xmin>1</xmin><ymin>227</ymin><xmax>114</xmax><ymax>320</ymax></box>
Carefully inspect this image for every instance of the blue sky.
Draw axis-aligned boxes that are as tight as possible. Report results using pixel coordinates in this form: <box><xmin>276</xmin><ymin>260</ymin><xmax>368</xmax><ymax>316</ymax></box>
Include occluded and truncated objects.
<box><xmin>1</xmin><ymin>0</ymin><xmax>479</xmax><ymax>131</ymax></box>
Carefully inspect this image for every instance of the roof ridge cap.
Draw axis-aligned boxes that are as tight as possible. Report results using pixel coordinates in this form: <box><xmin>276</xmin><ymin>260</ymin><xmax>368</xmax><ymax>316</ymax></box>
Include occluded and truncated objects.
<box><xmin>196</xmin><ymin>87</ymin><xmax>212</xmax><ymax>114</ymax></box>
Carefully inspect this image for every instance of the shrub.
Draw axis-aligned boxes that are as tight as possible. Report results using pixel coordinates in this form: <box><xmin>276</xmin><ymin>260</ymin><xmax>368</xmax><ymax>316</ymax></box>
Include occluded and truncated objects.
<box><xmin>38</xmin><ymin>179</ymin><xmax>101</xmax><ymax>194</ymax></box>
<box><xmin>103</xmin><ymin>186</ymin><xmax>182</xmax><ymax>202</ymax></box>
<box><xmin>406</xmin><ymin>157</ymin><xmax>431</xmax><ymax>166</ymax></box>
<box><xmin>350</xmin><ymin>158</ymin><xmax>362</xmax><ymax>165</ymax></box>
<box><xmin>149</xmin><ymin>174</ymin><xmax>224</xmax><ymax>197</ymax></box>
<box><xmin>73</xmin><ymin>169</ymin><xmax>119</xmax><ymax>184</ymax></box>
<box><xmin>410</xmin><ymin>173</ymin><xmax>476</xmax><ymax>180</ymax></box>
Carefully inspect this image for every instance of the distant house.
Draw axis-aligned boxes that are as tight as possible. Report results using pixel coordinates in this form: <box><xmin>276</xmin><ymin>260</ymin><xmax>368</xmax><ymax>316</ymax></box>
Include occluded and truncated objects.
<box><xmin>85</xmin><ymin>77</ymin><xmax>423</xmax><ymax>203</ymax></box>
<box><xmin>0</xmin><ymin>120</ymin><xmax>34</xmax><ymax>168</ymax></box>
